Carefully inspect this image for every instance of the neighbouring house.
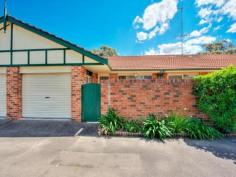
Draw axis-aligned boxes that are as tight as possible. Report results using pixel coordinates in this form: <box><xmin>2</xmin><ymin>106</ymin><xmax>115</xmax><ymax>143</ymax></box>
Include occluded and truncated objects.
<box><xmin>1</xmin><ymin>16</ymin><xmax>236</xmax><ymax>121</ymax></box>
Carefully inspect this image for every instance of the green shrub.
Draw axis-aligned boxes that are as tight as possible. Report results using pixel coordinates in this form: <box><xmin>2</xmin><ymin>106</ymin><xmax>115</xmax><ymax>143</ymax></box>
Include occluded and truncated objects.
<box><xmin>166</xmin><ymin>114</ymin><xmax>223</xmax><ymax>140</ymax></box>
<box><xmin>99</xmin><ymin>108</ymin><xmax>124</xmax><ymax>135</ymax></box>
<box><xmin>193</xmin><ymin>66</ymin><xmax>236</xmax><ymax>133</ymax></box>
<box><xmin>123</xmin><ymin>120</ymin><xmax>142</xmax><ymax>133</ymax></box>
<box><xmin>233</xmin><ymin>121</ymin><xmax>236</xmax><ymax>133</ymax></box>
<box><xmin>185</xmin><ymin>119</ymin><xmax>223</xmax><ymax>140</ymax></box>
<box><xmin>165</xmin><ymin>114</ymin><xmax>189</xmax><ymax>134</ymax></box>
<box><xmin>142</xmin><ymin>115</ymin><xmax>172</xmax><ymax>140</ymax></box>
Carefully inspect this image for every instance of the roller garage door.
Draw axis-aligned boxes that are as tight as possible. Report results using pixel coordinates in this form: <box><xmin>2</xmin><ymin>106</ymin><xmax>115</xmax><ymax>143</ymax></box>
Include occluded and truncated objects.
<box><xmin>22</xmin><ymin>73</ymin><xmax>71</xmax><ymax>119</ymax></box>
<box><xmin>0</xmin><ymin>74</ymin><xmax>6</xmax><ymax>117</ymax></box>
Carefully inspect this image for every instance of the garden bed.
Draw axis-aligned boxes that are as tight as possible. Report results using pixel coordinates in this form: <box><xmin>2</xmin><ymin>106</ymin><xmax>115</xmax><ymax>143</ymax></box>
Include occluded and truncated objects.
<box><xmin>98</xmin><ymin>108</ymin><xmax>236</xmax><ymax>140</ymax></box>
<box><xmin>98</xmin><ymin>129</ymin><xmax>236</xmax><ymax>138</ymax></box>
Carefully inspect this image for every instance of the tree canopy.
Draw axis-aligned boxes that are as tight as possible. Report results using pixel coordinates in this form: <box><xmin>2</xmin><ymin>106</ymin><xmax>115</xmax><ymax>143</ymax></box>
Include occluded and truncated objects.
<box><xmin>203</xmin><ymin>40</ymin><xmax>236</xmax><ymax>54</ymax></box>
<box><xmin>92</xmin><ymin>46</ymin><xmax>118</xmax><ymax>57</ymax></box>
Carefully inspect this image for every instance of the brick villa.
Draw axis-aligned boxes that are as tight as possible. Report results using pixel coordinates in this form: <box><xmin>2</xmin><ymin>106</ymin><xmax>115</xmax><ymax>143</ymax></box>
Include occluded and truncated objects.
<box><xmin>1</xmin><ymin>15</ymin><xmax>236</xmax><ymax>121</ymax></box>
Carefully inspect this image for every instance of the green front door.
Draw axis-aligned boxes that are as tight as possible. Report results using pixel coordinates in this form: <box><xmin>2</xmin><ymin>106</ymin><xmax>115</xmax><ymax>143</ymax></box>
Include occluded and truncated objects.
<box><xmin>82</xmin><ymin>83</ymin><xmax>101</xmax><ymax>122</ymax></box>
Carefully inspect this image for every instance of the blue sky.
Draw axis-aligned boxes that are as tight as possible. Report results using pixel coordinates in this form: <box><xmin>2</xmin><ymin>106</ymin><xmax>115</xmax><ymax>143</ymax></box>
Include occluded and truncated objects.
<box><xmin>0</xmin><ymin>0</ymin><xmax>236</xmax><ymax>55</ymax></box>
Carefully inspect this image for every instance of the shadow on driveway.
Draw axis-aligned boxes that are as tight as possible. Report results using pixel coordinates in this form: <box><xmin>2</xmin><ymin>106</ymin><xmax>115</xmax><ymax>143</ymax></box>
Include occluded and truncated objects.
<box><xmin>0</xmin><ymin>119</ymin><xmax>98</xmax><ymax>137</ymax></box>
<box><xmin>184</xmin><ymin>138</ymin><xmax>236</xmax><ymax>164</ymax></box>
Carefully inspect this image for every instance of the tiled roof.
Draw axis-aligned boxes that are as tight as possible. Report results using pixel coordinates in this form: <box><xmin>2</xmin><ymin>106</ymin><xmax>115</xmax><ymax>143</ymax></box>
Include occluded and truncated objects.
<box><xmin>108</xmin><ymin>55</ymin><xmax>236</xmax><ymax>70</ymax></box>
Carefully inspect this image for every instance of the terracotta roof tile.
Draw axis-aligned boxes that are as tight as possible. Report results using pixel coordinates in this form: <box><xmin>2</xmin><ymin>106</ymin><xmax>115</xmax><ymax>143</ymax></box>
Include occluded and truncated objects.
<box><xmin>108</xmin><ymin>55</ymin><xmax>236</xmax><ymax>70</ymax></box>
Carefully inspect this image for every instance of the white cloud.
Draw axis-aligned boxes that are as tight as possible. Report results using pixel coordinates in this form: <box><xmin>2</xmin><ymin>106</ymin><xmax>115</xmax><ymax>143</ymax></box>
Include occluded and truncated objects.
<box><xmin>186</xmin><ymin>36</ymin><xmax>216</xmax><ymax>45</ymax></box>
<box><xmin>137</xmin><ymin>26</ymin><xmax>163</xmax><ymax>42</ymax></box>
<box><xmin>220</xmin><ymin>0</ymin><xmax>236</xmax><ymax>19</ymax></box>
<box><xmin>148</xmin><ymin>26</ymin><xmax>161</xmax><ymax>39</ymax></box>
<box><xmin>144</xmin><ymin>48</ymin><xmax>159</xmax><ymax>55</ymax></box>
<box><xmin>196</xmin><ymin>0</ymin><xmax>236</xmax><ymax>33</ymax></box>
<box><xmin>136</xmin><ymin>32</ymin><xmax>148</xmax><ymax>41</ymax></box>
<box><xmin>144</xmin><ymin>36</ymin><xmax>216</xmax><ymax>55</ymax></box>
<box><xmin>196</xmin><ymin>0</ymin><xmax>226</xmax><ymax>7</ymax></box>
<box><xmin>227</xmin><ymin>23</ymin><xmax>236</xmax><ymax>33</ymax></box>
<box><xmin>198</xmin><ymin>7</ymin><xmax>213</xmax><ymax>19</ymax></box>
<box><xmin>188</xmin><ymin>26</ymin><xmax>209</xmax><ymax>38</ymax></box>
<box><xmin>134</xmin><ymin>0</ymin><xmax>178</xmax><ymax>41</ymax></box>
<box><xmin>217</xmin><ymin>16</ymin><xmax>223</xmax><ymax>22</ymax></box>
<box><xmin>214</xmin><ymin>26</ymin><xmax>221</xmax><ymax>31</ymax></box>
<box><xmin>145</xmin><ymin>42</ymin><xmax>203</xmax><ymax>55</ymax></box>
<box><xmin>199</xmin><ymin>19</ymin><xmax>208</xmax><ymax>25</ymax></box>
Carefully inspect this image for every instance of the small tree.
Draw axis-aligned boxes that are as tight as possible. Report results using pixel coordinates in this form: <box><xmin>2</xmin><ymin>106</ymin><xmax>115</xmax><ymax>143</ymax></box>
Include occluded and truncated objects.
<box><xmin>92</xmin><ymin>46</ymin><xmax>118</xmax><ymax>57</ymax></box>
<box><xmin>203</xmin><ymin>40</ymin><xmax>236</xmax><ymax>54</ymax></box>
<box><xmin>193</xmin><ymin>66</ymin><xmax>236</xmax><ymax>133</ymax></box>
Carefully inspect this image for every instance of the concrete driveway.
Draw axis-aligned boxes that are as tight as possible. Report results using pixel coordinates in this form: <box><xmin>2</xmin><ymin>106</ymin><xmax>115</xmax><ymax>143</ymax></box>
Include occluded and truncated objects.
<box><xmin>0</xmin><ymin>119</ymin><xmax>235</xmax><ymax>177</ymax></box>
<box><xmin>0</xmin><ymin>119</ymin><xmax>98</xmax><ymax>137</ymax></box>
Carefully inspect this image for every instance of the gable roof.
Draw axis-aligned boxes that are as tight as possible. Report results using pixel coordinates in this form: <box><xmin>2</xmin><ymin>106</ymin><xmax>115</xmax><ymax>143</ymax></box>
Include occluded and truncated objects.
<box><xmin>108</xmin><ymin>55</ymin><xmax>236</xmax><ymax>71</ymax></box>
<box><xmin>0</xmin><ymin>15</ymin><xmax>108</xmax><ymax>65</ymax></box>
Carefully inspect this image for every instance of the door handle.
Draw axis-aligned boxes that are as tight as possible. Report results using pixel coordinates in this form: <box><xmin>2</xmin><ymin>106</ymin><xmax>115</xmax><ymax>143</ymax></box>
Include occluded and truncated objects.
<box><xmin>45</xmin><ymin>96</ymin><xmax>51</xmax><ymax>99</ymax></box>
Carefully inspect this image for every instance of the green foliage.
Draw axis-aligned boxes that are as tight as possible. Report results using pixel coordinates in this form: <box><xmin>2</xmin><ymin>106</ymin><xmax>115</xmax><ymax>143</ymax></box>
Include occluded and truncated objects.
<box><xmin>166</xmin><ymin>114</ymin><xmax>223</xmax><ymax>140</ymax></box>
<box><xmin>193</xmin><ymin>66</ymin><xmax>236</xmax><ymax>133</ymax></box>
<box><xmin>233</xmin><ymin>121</ymin><xmax>236</xmax><ymax>133</ymax></box>
<box><xmin>165</xmin><ymin>114</ymin><xmax>189</xmax><ymax>134</ymax></box>
<box><xmin>92</xmin><ymin>46</ymin><xmax>118</xmax><ymax>57</ymax></box>
<box><xmin>99</xmin><ymin>109</ymin><xmax>223</xmax><ymax>140</ymax></box>
<box><xmin>99</xmin><ymin>108</ymin><xmax>124</xmax><ymax>135</ymax></box>
<box><xmin>185</xmin><ymin>119</ymin><xmax>223</xmax><ymax>140</ymax></box>
<box><xmin>142</xmin><ymin>115</ymin><xmax>172</xmax><ymax>140</ymax></box>
<box><xmin>203</xmin><ymin>40</ymin><xmax>236</xmax><ymax>54</ymax></box>
<box><xmin>123</xmin><ymin>120</ymin><xmax>142</xmax><ymax>133</ymax></box>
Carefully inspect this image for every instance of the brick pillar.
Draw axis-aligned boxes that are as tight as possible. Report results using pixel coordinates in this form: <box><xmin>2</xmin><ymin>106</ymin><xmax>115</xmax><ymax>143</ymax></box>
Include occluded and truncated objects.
<box><xmin>109</xmin><ymin>73</ymin><xmax>118</xmax><ymax>82</ymax></box>
<box><xmin>71</xmin><ymin>66</ymin><xmax>87</xmax><ymax>121</ymax></box>
<box><xmin>7</xmin><ymin>67</ymin><xmax>22</xmax><ymax>119</ymax></box>
<box><xmin>163</xmin><ymin>73</ymin><xmax>168</xmax><ymax>79</ymax></box>
<box><xmin>92</xmin><ymin>73</ymin><xmax>98</xmax><ymax>83</ymax></box>
<box><xmin>152</xmin><ymin>73</ymin><xmax>158</xmax><ymax>80</ymax></box>
<box><xmin>101</xmin><ymin>80</ymin><xmax>109</xmax><ymax>115</ymax></box>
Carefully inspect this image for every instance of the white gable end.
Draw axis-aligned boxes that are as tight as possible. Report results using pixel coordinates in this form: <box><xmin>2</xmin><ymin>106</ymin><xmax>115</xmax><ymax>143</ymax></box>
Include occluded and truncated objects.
<box><xmin>13</xmin><ymin>25</ymin><xmax>64</xmax><ymax>49</ymax></box>
<box><xmin>0</xmin><ymin>22</ymin><xmax>103</xmax><ymax>65</ymax></box>
<box><xmin>0</xmin><ymin>23</ymin><xmax>11</xmax><ymax>50</ymax></box>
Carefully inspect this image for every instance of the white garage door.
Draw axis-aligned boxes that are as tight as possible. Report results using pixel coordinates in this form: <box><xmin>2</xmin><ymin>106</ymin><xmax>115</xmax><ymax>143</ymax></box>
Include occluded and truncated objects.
<box><xmin>22</xmin><ymin>73</ymin><xmax>71</xmax><ymax>119</ymax></box>
<box><xmin>0</xmin><ymin>74</ymin><xmax>6</xmax><ymax>117</ymax></box>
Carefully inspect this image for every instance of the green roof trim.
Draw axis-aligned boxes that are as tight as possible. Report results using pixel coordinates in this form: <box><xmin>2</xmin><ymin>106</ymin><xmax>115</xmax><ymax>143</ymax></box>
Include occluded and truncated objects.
<box><xmin>0</xmin><ymin>16</ymin><xmax>108</xmax><ymax>65</ymax></box>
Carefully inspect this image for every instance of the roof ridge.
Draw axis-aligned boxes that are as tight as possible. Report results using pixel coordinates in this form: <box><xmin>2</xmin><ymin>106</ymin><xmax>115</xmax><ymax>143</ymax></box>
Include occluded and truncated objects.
<box><xmin>109</xmin><ymin>54</ymin><xmax>236</xmax><ymax>58</ymax></box>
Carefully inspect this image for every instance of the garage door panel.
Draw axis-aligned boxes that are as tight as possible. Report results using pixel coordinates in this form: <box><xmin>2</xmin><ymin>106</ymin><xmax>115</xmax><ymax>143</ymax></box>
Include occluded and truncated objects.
<box><xmin>22</xmin><ymin>74</ymin><xmax>71</xmax><ymax>119</ymax></box>
<box><xmin>0</xmin><ymin>74</ymin><xmax>6</xmax><ymax>117</ymax></box>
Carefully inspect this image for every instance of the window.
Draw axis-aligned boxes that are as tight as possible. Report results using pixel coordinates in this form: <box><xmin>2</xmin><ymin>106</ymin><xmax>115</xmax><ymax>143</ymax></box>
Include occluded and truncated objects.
<box><xmin>183</xmin><ymin>75</ymin><xmax>196</xmax><ymax>79</ymax></box>
<box><xmin>168</xmin><ymin>75</ymin><xmax>183</xmax><ymax>79</ymax></box>
<box><xmin>168</xmin><ymin>74</ymin><xmax>197</xmax><ymax>79</ymax></box>
<box><xmin>100</xmin><ymin>76</ymin><xmax>109</xmax><ymax>81</ymax></box>
<box><xmin>118</xmin><ymin>76</ymin><xmax>126</xmax><ymax>80</ymax></box>
<box><xmin>118</xmin><ymin>75</ymin><xmax>151</xmax><ymax>80</ymax></box>
<box><xmin>127</xmin><ymin>76</ymin><xmax>136</xmax><ymax>80</ymax></box>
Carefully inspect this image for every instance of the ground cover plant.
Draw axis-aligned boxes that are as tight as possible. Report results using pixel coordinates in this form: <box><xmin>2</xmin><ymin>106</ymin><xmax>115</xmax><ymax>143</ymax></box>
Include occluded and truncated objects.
<box><xmin>142</xmin><ymin>114</ymin><xmax>172</xmax><ymax>140</ymax></box>
<box><xmin>99</xmin><ymin>108</ymin><xmax>124</xmax><ymax>135</ymax></box>
<box><xmin>166</xmin><ymin>114</ymin><xmax>223</xmax><ymax>140</ymax></box>
<box><xmin>123</xmin><ymin>120</ymin><xmax>143</xmax><ymax>133</ymax></box>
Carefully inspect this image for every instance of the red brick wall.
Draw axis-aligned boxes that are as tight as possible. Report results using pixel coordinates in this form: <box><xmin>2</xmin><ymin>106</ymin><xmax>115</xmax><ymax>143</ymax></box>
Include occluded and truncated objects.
<box><xmin>7</xmin><ymin>67</ymin><xmax>22</xmax><ymax>119</ymax></box>
<box><xmin>71</xmin><ymin>66</ymin><xmax>87</xmax><ymax>121</ymax></box>
<box><xmin>101</xmin><ymin>79</ymin><xmax>205</xmax><ymax>119</ymax></box>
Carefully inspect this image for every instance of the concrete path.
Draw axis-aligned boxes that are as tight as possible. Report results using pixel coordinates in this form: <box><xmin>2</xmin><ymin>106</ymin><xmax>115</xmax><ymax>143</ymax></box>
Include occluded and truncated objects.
<box><xmin>0</xmin><ymin>136</ymin><xmax>235</xmax><ymax>177</ymax></box>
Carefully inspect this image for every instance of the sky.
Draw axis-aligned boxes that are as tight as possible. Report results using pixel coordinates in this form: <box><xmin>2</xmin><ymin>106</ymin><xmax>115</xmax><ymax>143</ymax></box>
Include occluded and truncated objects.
<box><xmin>0</xmin><ymin>0</ymin><xmax>236</xmax><ymax>56</ymax></box>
